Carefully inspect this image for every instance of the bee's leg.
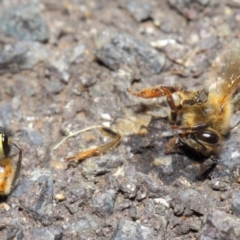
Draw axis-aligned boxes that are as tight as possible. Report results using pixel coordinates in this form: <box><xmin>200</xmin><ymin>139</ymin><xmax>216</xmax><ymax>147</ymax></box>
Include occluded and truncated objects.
<box><xmin>175</xmin><ymin>129</ymin><xmax>208</xmax><ymax>152</ymax></box>
<box><xmin>175</xmin><ymin>136</ymin><xmax>196</xmax><ymax>150</ymax></box>
<box><xmin>181</xmin><ymin>89</ymin><xmax>209</xmax><ymax>106</ymax></box>
<box><xmin>177</xmin><ymin>135</ymin><xmax>217</xmax><ymax>176</ymax></box>
<box><xmin>11</xmin><ymin>143</ymin><xmax>22</xmax><ymax>187</ymax></box>
<box><xmin>165</xmin><ymin>137</ymin><xmax>184</xmax><ymax>154</ymax></box>
<box><xmin>128</xmin><ymin>86</ymin><xmax>179</xmax><ymax>121</ymax></box>
<box><xmin>170</xmin><ymin>123</ymin><xmax>208</xmax><ymax>132</ymax></box>
<box><xmin>127</xmin><ymin>86</ymin><xmax>179</xmax><ymax>99</ymax></box>
<box><xmin>171</xmin><ymin>123</ymin><xmax>210</xmax><ymax>151</ymax></box>
<box><xmin>165</xmin><ymin>135</ymin><xmax>202</xmax><ymax>154</ymax></box>
<box><xmin>198</xmin><ymin>155</ymin><xmax>218</xmax><ymax>176</ymax></box>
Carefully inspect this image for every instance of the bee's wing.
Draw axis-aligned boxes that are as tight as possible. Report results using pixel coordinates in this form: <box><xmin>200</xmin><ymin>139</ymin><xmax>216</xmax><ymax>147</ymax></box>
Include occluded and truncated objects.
<box><xmin>214</xmin><ymin>50</ymin><xmax>240</xmax><ymax>106</ymax></box>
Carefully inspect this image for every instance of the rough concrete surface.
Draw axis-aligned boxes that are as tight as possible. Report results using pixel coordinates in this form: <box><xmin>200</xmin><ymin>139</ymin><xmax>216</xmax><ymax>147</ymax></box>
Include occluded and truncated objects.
<box><xmin>0</xmin><ymin>0</ymin><xmax>240</xmax><ymax>239</ymax></box>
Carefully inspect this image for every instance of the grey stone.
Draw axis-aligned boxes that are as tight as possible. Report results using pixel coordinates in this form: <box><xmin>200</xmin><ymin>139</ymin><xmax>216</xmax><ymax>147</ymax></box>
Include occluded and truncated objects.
<box><xmin>209</xmin><ymin>177</ymin><xmax>230</xmax><ymax>191</ymax></box>
<box><xmin>137</xmin><ymin>172</ymin><xmax>170</xmax><ymax>198</ymax></box>
<box><xmin>199</xmin><ymin>210</ymin><xmax>240</xmax><ymax>240</ymax></box>
<box><xmin>91</xmin><ymin>189</ymin><xmax>116</xmax><ymax>217</ymax></box>
<box><xmin>168</xmin><ymin>0</ymin><xmax>210</xmax><ymax>20</ymax></box>
<box><xmin>64</xmin><ymin>214</ymin><xmax>98</xmax><ymax>235</ymax></box>
<box><xmin>47</xmin><ymin>55</ymin><xmax>70</xmax><ymax>84</ymax></box>
<box><xmin>94</xmin><ymin>28</ymin><xmax>165</xmax><ymax>78</ymax></box>
<box><xmin>0</xmin><ymin>41</ymin><xmax>48</xmax><ymax>71</ymax></box>
<box><xmin>65</xmin><ymin>183</ymin><xmax>95</xmax><ymax>215</ymax></box>
<box><xmin>78</xmin><ymin>73</ymin><xmax>97</xmax><ymax>88</ymax></box>
<box><xmin>11</xmin><ymin>169</ymin><xmax>53</xmax><ymax>226</ymax></box>
<box><xmin>43</xmin><ymin>78</ymin><xmax>65</xmax><ymax>94</ymax></box>
<box><xmin>30</xmin><ymin>228</ymin><xmax>62</xmax><ymax>240</ymax></box>
<box><xmin>170</xmin><ymin>188</ymin><xmax>207</xmax><ymax>216</ymax></box>
<box><xmin>0</xmin><ymin>102</ymin><xmax>12</xmax><ymax>127</ymax></box>
<box><xmin>0</xmin><ymin>4</ymin><xmax>49</xmax><ymax>42</ymax></box>
<box><xmin>114</xmin><ymin>165</ymin><xmax>140</xmax><ymax>199</ymax></box>
<box><xmin>82</xmin><ymin>153</ymin><xmax>124</xmax><ymax>178</ymax></box>
<box><xmin>18</xmin><ymin>127</ymin><xmax>44</xmax><ymax>146</ymax></box>
<box><xmin>7</xmin><ymin>226</ymin><xmax>24</xmax><ymax>240</ymax></box>
<box><xmin>231</xmin><ymin>191</ymin><xmax>240</xmax><ymax>217</ymax></box>
<box><xmin>111</xmin><ymin>219</ymin><xmax>154</xmax><ymax>240</ymax></box>
<box><xmin>118</xmin><ymin>0</ymin><xmax>151</xmax><ymax>22</ymax></box>
<box><xmin>69</xmin><ymin>44</ymin><xmax>86</xmax><ymax>63</ymax></box>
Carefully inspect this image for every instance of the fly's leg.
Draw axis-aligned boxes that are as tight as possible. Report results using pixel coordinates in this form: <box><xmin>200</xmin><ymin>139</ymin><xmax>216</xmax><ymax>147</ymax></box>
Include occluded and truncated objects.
<box><xmin>128</xmin><ymin>86</ymin><xmax>179</xmax><ymax>121</ymax></box>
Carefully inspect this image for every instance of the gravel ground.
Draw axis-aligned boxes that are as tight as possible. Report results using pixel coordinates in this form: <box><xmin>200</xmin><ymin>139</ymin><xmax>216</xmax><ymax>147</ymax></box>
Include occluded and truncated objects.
<box><xmin>0</xmin><ymin>0</ymin><xmax>240</xmax><ymax>239</ymax></box>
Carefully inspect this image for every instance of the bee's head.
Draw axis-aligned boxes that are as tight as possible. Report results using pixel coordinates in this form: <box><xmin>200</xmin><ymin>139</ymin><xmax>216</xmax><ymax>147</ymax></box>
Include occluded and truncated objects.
<box><xmin>178</xmin><ymin>129</ymin><xmax>221</xmax><ymax>158</ymax></box>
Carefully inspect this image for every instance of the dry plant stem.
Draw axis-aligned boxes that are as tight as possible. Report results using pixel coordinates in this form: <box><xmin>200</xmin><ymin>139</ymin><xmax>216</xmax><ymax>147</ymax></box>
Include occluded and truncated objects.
<box><xmin>53</xmin><ymin>125</ymin><xmax>103</xmax><ymax>150</ymax></box>
<box><xmin>53</xmin><ymin>126</ymin><xmax>121</xmax><ymax>162</ymax></box>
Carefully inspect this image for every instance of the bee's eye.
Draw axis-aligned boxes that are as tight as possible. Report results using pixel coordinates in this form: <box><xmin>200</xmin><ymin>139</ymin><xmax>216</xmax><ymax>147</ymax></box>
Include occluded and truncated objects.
<box><xmin>2</xmin><ymin>133</ymin><xmax>10</xmax><ymax>157</ymax></box>
<box><xmin>195</xmin><ymin>131</ymin><xmax>219</xmax><ymax>144</ymax></box>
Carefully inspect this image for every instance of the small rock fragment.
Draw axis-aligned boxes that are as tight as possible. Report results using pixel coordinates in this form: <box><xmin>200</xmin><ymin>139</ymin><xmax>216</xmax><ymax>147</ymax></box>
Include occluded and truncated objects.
<box><xmin>91</xmin><ymin>190</ymin><xmax>116</xmax><ymax>217</ymax></box>
<box><xmin>231</xmin><ymin>191</ymin><xmax>240</xmax><ymax>217</ymax></box>
<box><xmin>7</xmin><ymin>226</ymin><xmax>24</xmax><ymax>240</ymax></box>
<box><xmin>0</xmin><ymin>41</ymin><xmax>48</xmax><ymax>70</ymax></box>
<box><xmin>47</xmin><ymin>55</ymin><xmax>70</xmax><ymax>84</ymax></box>
<box><xmin>64</xmin><ymin>214</ymin><xmax>98</xmax><ymax>235</ymax></box>
<box><xmin>114</xmin><ymin>165</ymin><xmax>139</xmax><ymax>199</ymax></box>
<box><xmin>94</xmin><ymin>28</ymin><xmax>165</xmax><ymax>78</ymax></box>
<box><xmin>18</xmin><ymin>127</ymin><xmax>44</xmax><ymax>146</ymax></box>
<box><xmin>0</xmin><ymin>103</ymin><xmax>12</xmax><ymax>127</ymax></box>
<box><xmin>168</xmin><ymin>0</ymin><xmax>210</xmax><ymax>20</ymax></box>
<box><xmin>111</xmin><ymin>219</ymin><xmax>154</xmax><ymax>240</ymax></box>
<box><xmin>170</xmin><ymin>188</ymin><xmax>207</xmax><ymax>216</ymax></box>
<box><xmin>118</xmin><ymin>0</ymin><xmax>151</xmax><ymax>22</ymax></box>
<box><xmin>12</xmin><ymin>169</ymin><xmax>53</xmax><ymax>226</ymax></box>
<box><xmin>82</xmin><ymin>153</ymin><xmax>124</xmax><ymax>178</ymax></box>
<box><xmin>30</xmin><ymin>227</ymin><xmax>62</xmax><ymax>240</ymax></box>
<box><xmin>199</xmin><ymin>210</ymin><xmax>240</xmax><ymax>240</ymax></box>
<box><xmin>209</xmin><ymin>177</ymin><xmax>230</xmax><ymax>191</ymax></box>
<box><xmin>0</xmin><ymin>4</ymin><xmax>49</xmax><ymax>42</ymax></box>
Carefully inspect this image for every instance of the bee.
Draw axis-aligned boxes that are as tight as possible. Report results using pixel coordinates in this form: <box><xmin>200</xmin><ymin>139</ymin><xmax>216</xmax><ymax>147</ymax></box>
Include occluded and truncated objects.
<box><xmin>0</xmin><ymin>127</ymin><xmax>22</xmax><ymax>195</ymax></box>
<box><xmin>127</xmin><ymin>50</ymin><xmax>240</xmax><ymax>174</ymax></box>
